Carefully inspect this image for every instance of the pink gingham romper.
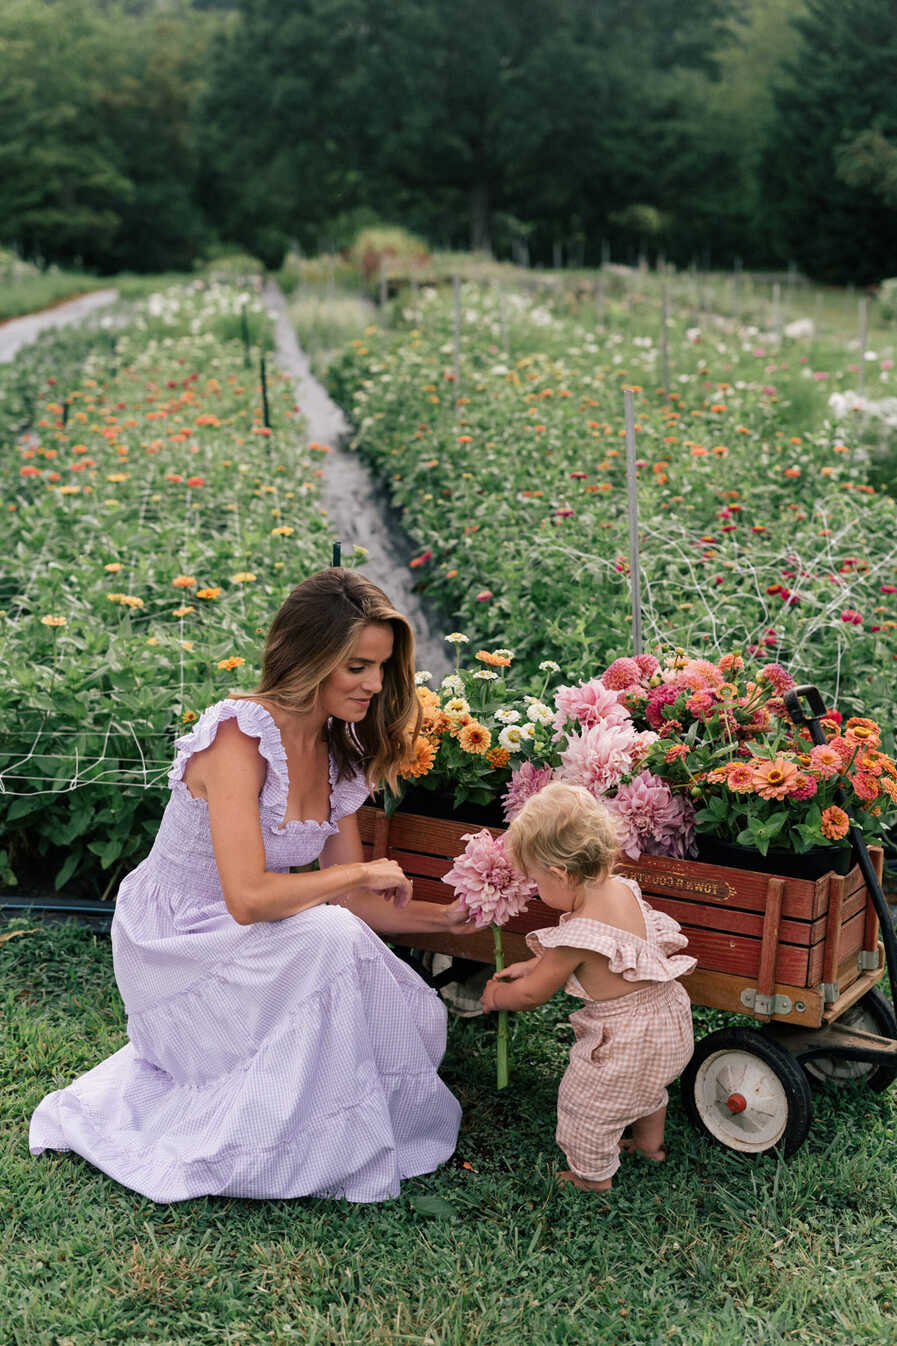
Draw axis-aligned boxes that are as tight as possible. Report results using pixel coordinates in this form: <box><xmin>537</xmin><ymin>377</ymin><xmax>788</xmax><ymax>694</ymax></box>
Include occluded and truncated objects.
<box><xmin>526</xmin><ymin>876</ymin><xmax>696</xmax><ymax>1184</ymax></box>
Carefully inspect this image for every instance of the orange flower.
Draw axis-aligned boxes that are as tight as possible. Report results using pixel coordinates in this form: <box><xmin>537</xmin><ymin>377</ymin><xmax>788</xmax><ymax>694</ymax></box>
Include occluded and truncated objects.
<box><xmin>173</xmin><ymin>605</ymin><xmax>195</xmax><ymax>617</ymax></box>
<box><xmin>725</xmin><ymin>764</ymin><xmax>757</xmax><ymax>793</ymax></box>
<box><xmin>196</xmin><ymin>587</ymin><xmax>222</xmax><ymax>600</ymax></box>
<box><xmin>486</xmin><ymin>746</ymin><xmax>510</xmax><ymax>768</ymax></box>
<box><xmin>820</xmin><ymin>805</ymin><xmax>850</xmax><ymax>841</ymax></box>
<box><xmin>173</xmin><ymin>575</ymin><xmax>197</xmax><ymax>589</ymax></box>
<box><xmin>400</xmin><ymin>736</ymin><xmax>437</xmax><ymax>780</ymax></box>
<box><xmin>217</xmin><ymin>656</ymin><xmax>246</xmax><ymax>671</ymax></box>
<box><xmin>475</xmin><ymin>650</ymin><xmax>511</xmax><ymax>668</ymax></box>
<box><xmin>752</xmin><ymin>757</ymin><xmax>799</xmax><ymax>800</ymax></box>
<box><xmin>458</xmin><ymin>722</ymin><xmax>491</xmax><ymax>755</ymax></box>
<box><xmin>843</xmin><ymin>717</ymin><xmax>881</xmax><ymax>749</ymax></box>
<box><xmin>416</xmin><ymin>686</ymin><xmax>439</xmax><ymax>709</ymax></box>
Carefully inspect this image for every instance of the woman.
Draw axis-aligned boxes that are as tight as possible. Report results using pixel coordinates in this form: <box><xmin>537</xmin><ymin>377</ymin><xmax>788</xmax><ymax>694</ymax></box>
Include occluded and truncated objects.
<box><xmin>30</xmin><ymin>568</ymin><xmax>474</xmax><ymax>1203</ymax></box>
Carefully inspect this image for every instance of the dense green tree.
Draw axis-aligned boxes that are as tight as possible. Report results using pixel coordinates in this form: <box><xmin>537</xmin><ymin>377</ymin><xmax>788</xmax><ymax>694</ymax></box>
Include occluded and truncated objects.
<box><xmin>0</xmin><ymin>0</ymin><xmax>216</xmax><ymax>272</ymax></box>
<box><xmin>764</xmin><ymin>0</ymin><xmax>897</xmax><ymax>283</ymax></box>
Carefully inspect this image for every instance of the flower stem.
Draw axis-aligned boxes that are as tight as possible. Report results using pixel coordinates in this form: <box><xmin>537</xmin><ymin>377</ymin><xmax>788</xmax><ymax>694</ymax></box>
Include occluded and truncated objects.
<box><xmin>492</xmin><ymin>922</ymin><xmax>509</xmax><ymax>1090</ymax></box>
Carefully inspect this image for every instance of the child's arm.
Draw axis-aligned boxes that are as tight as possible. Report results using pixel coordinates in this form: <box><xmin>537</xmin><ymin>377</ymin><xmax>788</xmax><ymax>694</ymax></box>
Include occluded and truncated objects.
<box><xmin>482</xmin><ymin>946</ymin><xmax>583</xmax><ymax>1012</ymax></box>
<box><xmin>492</xmin><ymin>956</ymin><xmax>541</xmax><ymax>982</ymax></box>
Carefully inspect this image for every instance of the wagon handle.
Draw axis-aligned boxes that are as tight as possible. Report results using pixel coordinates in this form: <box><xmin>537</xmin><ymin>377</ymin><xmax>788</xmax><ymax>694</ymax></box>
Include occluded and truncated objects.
<box><xmin>784</xmin><ymin>683</ymin><xmax>897</xmax><ymax>1007</ymax></box>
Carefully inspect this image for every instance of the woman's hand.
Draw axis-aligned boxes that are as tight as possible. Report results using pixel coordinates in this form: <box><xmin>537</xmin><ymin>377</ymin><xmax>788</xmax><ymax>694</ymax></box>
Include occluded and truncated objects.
<box><xmin>355</xmin><ymin>858</ymin><xmax>413</xmax><ymax>909</ymax></box>
<box><xmin>492</xmin><ymin>957</ymin><xmax>539</xmax><ymax>982</ymax></box>
<box><xmin>434</xmin><ymin>898</ymin><xmax>480</xmax><ymax>935</ymax></box>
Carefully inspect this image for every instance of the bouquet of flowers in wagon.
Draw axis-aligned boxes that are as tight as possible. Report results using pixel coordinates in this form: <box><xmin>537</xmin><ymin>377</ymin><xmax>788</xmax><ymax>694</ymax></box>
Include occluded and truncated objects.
<box><xmin>398</xmin><ymin>635</ymin><xmax>897</xmax><ymax>863</ymax></box>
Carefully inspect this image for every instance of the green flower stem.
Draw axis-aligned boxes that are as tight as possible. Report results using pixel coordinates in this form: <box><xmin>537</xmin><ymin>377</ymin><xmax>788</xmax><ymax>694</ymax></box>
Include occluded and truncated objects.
<box><xmin>492</xmin><ymin>922</ymin><xmax>509</xmax><ymax>1090</ymax></box>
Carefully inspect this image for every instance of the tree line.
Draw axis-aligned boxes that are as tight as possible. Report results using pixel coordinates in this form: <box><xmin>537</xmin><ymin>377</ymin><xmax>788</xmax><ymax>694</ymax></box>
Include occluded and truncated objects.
<box><xmin>1</xmin><ymin>0</ymin><xmax>895</xmax><ymax>283</ymax></box>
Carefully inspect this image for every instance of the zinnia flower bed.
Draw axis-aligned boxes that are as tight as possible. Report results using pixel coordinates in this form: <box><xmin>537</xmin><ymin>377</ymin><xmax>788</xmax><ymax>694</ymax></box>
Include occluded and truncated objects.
<box><xmin>0</xmin><ymin>280</ymin><xmax>341</xmax><ymax>895</ymax></box>
<box><xmin>326</xmin><ymin>279</ymin><xmax>897</xmax><ymax>760</ymax></box>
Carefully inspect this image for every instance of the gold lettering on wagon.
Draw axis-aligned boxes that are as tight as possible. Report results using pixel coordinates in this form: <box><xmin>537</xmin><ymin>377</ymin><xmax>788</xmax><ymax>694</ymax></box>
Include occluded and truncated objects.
<box><xmin>617</xmin><ymin>867</ymin><xmax>736</xmax><ymax>902</ymax></box>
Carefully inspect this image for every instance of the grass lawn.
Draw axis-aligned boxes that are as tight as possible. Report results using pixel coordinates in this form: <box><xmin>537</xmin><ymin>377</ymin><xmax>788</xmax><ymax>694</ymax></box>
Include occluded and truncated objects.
<box><xmin>2</xmin><ymin>918</ymin><xmax>896</xmax><ymax>1345</ymax></box>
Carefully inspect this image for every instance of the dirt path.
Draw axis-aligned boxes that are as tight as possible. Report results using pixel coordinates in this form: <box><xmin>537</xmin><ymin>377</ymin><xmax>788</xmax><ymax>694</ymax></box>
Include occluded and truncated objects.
<box><xmin>0</xmin><ymin>289</ymin><xmax>118</xmax><ymax>364</ymax></box>
<box><xmin>265</xmin><ymin>282</ymin><xmax>449</xmax><ymax>680</ymax></box>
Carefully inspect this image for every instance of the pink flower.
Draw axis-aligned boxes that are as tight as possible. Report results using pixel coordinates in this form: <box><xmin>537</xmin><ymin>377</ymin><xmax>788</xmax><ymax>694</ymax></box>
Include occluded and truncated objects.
<box><xmin>442</xmin><ymin>831</ymin><xmax>537</xmax><ymax>927</ymax></box>
<box><xmin>601</xmin><ymin>657</ymin><xmax>643</xmax><ymax>691</ymax></box>
<box><xmin>685</xmin><ymin>690</ymin><xmax>717</xmax><ymax>718</ymax></box>
<box><xmin>476</xmin><ymin>590</ymin><xmax>493</xmax><ymax>602</ymax></box>
<box><xmin>634</xmin><ymin>654</ymin><xmax>660</xmax><ymax>678</ymax></box>
<box><xmin>840</xmin><ymin>609</ymin><xmax>863</xmax><ymax>624</ymax></box>
<box><xmin>787</xmin><ymin>773</ymin><xmax>818</xmax><ymax>800</ymax></box>
<box><xmin>553</xmin><ymin>678</ymin><xmax>631</xmax><ymax>735</ymax></box>
<box><xmin>502</xmin><ymin>761</ymin><xmax>554</xmax><ymax>823</ymax></box>
<box><xmin>557</xmin><ymin>723</ymin><xmax>654</xmax><ymax>797</ymax></box>
<box><xmin>758</xmin><ymin>662</ymin><xmax>796</xmax><ymax>695</ymax></box>
<box><xmin>607</xmin><ymin>772</ymin><xmax>695</xmax><ymax>860</ymax></box>
<box><xmin>645</xmin><ymin>684</ymin><xmax>683</xmax><ymax>730</ymax></box>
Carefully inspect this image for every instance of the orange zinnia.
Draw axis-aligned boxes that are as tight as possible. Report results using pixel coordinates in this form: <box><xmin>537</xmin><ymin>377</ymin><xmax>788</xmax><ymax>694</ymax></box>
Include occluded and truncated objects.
<box><xmin>820</xmin><ymin>805</ymin><xmax>850</xmax><ymax>841</ymax></box>
<box><xmin>752</xmin><ymin>757</ymin><xmax>799</xmax><ymax>800</ymax></box>
<box><xmin>400</xmin><ymin>736</ymin><xmax>436</xmax><ymax>780</ymax></box>
<box><xmin>475</xmin><ymin>650</ymin><xmax>511</xmax><ymax>668</ymax></box>
<box><xmin>458</xmin><ymin>722</ymin><xmax>491</xmax><ymax>755</ymax></box>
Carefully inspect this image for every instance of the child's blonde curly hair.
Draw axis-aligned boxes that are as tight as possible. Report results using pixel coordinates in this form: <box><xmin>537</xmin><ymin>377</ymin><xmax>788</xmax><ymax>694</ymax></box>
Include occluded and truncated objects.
<box><xmin>504</xmin><ymin>781</ymin><xmax>621</xmax><ymax>884</ymax></box>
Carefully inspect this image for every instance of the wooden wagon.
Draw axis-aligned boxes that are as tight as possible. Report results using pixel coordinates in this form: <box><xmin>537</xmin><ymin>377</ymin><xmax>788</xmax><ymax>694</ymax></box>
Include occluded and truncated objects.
<box><xmin>358</xmin><ymin>804</ymin><xmax>897</xmax><ymax>1157</ymax></box>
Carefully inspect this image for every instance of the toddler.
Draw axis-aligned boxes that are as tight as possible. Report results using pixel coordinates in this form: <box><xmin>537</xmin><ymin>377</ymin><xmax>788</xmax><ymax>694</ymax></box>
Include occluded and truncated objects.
<box><xmin>482</xmin><ymin>781</ymin><xmax>696</xmax><ymax>1191</ymax></box>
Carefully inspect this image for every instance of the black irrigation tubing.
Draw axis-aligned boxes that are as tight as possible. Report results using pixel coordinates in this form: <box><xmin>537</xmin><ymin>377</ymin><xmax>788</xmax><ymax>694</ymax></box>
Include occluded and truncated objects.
<box><xmin>1</xmin><ymin>893</ymin><xmax>114</xmax><ymax>933</ymax></box>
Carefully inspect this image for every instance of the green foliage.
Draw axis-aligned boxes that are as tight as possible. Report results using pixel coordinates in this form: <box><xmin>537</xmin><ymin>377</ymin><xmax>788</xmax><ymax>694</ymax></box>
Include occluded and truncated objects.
<box><xmin>764</xmin><ymin>0</ymin><xmax>897</xmax><ymax>283</ymax></box>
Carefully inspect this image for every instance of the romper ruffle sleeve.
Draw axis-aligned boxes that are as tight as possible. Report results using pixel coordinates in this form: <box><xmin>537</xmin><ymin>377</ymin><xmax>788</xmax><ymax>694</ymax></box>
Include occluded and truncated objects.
<box><xmin>525</xmin><ymin>875</ymin><xmax>697</xmax><ymax>988</ymax></box>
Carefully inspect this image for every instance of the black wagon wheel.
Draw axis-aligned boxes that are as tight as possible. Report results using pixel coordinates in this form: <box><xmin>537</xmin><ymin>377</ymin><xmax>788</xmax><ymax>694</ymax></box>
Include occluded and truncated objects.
<box><xmin>802</xmin><ymin>989</ymin><xmax>897</xmax><ymax>1094</ymax></box>
<box><xmin>681</xmin><ymin>1027</ymin><xmax>813</xmax><ymax>1158</ymax></box>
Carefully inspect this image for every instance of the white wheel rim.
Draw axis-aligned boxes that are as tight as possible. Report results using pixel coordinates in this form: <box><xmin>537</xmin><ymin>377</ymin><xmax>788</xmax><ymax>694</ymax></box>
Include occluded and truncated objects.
<box><xmin>803</xmin><ymin>1004</ymin><xmax>878</xmax><ymax>1083</ymax></box>
<box><xmin>694</xmin><ymin>1049</ymin><xmax>791</xmax><ymax>1152</ymax></box>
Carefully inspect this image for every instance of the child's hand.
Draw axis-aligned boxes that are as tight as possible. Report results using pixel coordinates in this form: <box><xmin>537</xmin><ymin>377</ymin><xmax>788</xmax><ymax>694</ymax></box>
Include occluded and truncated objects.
<box><xmin>481</xmin><ymin>977</ymin><xmax>503</xmax><ymax>1013</ymax></box>
<box><xmin>492</xmin><ymin>957</ymin><xmax>538</xmax><ymax>982</ymax></box>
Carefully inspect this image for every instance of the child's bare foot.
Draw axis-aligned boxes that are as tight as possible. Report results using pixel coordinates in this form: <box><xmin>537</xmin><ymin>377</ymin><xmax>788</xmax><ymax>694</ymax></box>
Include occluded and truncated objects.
<box><xmin>619</xmin><ymin>1138</ymin><xmax>666</xmax><ymax>1162</ymax></box>
<box><xmin>557</xmin><ymin>1169</ymin><xmax>612</xmax><ymax>1192</ymax></box>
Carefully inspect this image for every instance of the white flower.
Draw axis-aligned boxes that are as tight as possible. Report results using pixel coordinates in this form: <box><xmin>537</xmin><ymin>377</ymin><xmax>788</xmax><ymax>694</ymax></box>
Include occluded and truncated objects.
<box><xmin>473</xmin><ymin>669</ymin><xmax>498</xmax><ymax>681</ymax></box>
<box><xmin>538</xmin><ymin>660</ymin><xmax>561</xmax><ymax>673</ymax></box>
<box><xmin>415</xmin><ymin>670</ymin><xmax>433</xmax><ymax>685</ymax></box>
<box><xmin>444</xmin><ymin>697</ymin><xmax>470</xmax><ymax>717</ymax></box>
<box><xmin>494</xmin><ymin>707</ymin><xmax>521</xmax><ymax>724</ymax></box>
<box><xmin>519</xmin><ymin>722</ymin><xmax>536</xmax><ymax>741</ymax></box>
<box><xmin>526</xmin><ymin>701</ymin><xmax>553</xmax><ymax>725</ymax></box>
<box><xmin>445</xmin><ymin>632</ymin><xmax>470</xmax><ymax>644</ymax></box>
<box><xmin>492</xmin><ymin>648</ymin><xmax>514</xmax><ymax>660</ymax></box>
<box><xmin>499</xmin><ymin>725</ymin><xmax>525</xmax><ymax>753</ymax></box>
<box><xmin>441</xmin><ymin>673</ymin><xmax>464</xmax><ymax>696</ymax></box>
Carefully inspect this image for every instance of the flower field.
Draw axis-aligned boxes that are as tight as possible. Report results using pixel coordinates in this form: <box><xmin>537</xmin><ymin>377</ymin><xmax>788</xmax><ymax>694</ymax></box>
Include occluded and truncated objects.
<box><xmin>0</xmin><ymin>279</ymin><xmax>341</xmax><ymax>894</ymax></box>
<box><xmin>326</xmin><ymin>276</ymin><xmax>897</xmax><ymax>759</ymax></box>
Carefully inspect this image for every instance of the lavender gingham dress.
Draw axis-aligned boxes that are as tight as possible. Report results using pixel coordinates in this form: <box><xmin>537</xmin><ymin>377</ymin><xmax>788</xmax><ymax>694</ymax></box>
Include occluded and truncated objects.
<box><xmin>29</xmin><ymin>699</ymin><xmax>461</xmax><ymax>1203</ymax></box>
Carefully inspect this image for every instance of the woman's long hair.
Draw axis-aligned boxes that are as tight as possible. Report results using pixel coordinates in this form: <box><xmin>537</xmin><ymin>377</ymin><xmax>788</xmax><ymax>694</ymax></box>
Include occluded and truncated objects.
<box><xmin>231</xmin><ymin>568</ymin><xmax>420</xmax><ymax>792</ymax></box>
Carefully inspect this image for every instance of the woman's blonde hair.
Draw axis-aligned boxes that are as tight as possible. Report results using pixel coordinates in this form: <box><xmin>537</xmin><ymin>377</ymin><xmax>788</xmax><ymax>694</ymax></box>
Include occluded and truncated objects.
<box><xmin>232</xmin><ymin>568</ymin><xmax>421</xmax><ymax>791</ymax></box>
<box><xmin>504</xmin><ymin>782</ymin><xmax>621</xmax><ymax>884</ymax></box>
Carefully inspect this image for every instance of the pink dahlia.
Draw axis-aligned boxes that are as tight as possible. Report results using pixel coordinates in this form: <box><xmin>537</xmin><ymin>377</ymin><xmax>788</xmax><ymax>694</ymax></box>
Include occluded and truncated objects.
<box><xmin>557</xmin><ymin>722</ymin><xmax>651</xmax><ymax>798</ymax></box>
<box><xmin>601</xmin><ymin>657</ymin><xmax>643</xmax><ymax>691</ymax></box>
<box><xmin>502</xmin><ymin>761</ymin><xmax>554</xmax><ymax>822</ymax></box>
<box><xmin>553</xmin><ymin>677</ymin><xmax>632</xmax><ymax>735</ymax></box>
<box><xmin>442</xmin><ymin>830</ymin><xmax>537</xmax><ymax>927</ymax></box>
<box><xmin>608</xmin><ymin>771</ymin><xmax>695</xmax><ymax>860</ymax></box>
<box><xmin>645</xmin><ymin>684</ymin><xmax>684</xmax><ymax>731</ymax></box>
<box><xmin>634</xmin><ymin>654</ymin><xmax>660</xmax><ymax>678</ymax></box>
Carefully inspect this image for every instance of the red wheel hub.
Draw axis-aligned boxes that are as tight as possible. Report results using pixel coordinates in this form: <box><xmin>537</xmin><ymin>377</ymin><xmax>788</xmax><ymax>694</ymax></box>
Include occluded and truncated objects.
<box><xmin>726</xmin><ymin>1092</ymin><xmax>747</xmax><ymax>1114</ymax></box>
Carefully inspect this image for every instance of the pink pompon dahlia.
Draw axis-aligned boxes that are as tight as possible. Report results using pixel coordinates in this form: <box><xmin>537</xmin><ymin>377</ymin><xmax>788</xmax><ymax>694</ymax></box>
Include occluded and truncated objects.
<box><xmin>502</xmin><ymin>761</ymin><xmax>554</xmax><ymax>822</ymax></box>
<box><xmin>601</xmin><ymin>657</ymin><xmax>644</xmax><ymax>691</ymax></box>
<box><xmin>607</xmin><ymin>771</ymin><xmax>695</xmax><ymax>860</ymax></box>
<box><xmin>634</xmin><ymin>654</ymin><xmax>660</xmax><ymax>678</ymax></box>
<box><xmin>442</xmin><ymin>830</ymin><xmax>537</xmax><ymax>927</ymax></box>
<box><xmin>553</xmin><ymin>677</ymin><xmax>632</xmax><ymax>734</ymax></box>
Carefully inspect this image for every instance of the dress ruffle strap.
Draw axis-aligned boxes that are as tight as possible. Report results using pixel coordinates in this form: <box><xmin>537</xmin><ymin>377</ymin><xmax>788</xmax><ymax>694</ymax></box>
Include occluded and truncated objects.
<box><xmin>167</xmin><ymin>699</ymin><xmax>289</xmax><ymax>817</ymax></box>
